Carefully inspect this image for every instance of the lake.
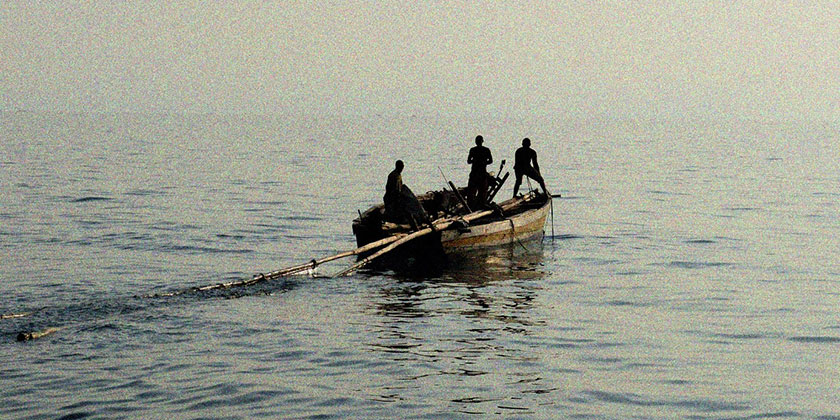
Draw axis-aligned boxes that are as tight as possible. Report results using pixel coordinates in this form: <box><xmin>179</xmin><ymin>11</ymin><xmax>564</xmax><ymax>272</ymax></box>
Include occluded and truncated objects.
<box><xmin>2</xmin><ymin>111</ymin><xmax>839</xmax><ymax>418</ymax></box>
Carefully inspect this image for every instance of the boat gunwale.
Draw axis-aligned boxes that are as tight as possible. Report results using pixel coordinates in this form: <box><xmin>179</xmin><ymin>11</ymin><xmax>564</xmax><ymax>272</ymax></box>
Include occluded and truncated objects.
<box><xmin>353</xmin><ymin>191</ymin><xmax>551</xmax><ymax>249</ymax></box>
<box><xmin>439</xmin><ymin>197</ymin><xmax>550</xmax><ymax>250</ymax></box>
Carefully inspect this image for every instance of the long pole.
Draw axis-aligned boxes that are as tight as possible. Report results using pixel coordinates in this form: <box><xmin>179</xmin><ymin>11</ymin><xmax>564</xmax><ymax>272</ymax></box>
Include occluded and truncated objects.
<box><xmin>439</xmin><ymin>167</ymin><xmax>471</xmax><ymax>213</ymax></box>
<box><xmin>550</xmin><ymin>195</ymin><xmax>555</xmax><ymax>239</ymax></box>
<box><xmin>145</xmin><ymin>233</ymin><xmax>409</xmax><ymax>297</ymax></box>
<box><xmin>333</xmin><ymin>206</ymin><xmax>500</xmax><ymax>277</ymax></box>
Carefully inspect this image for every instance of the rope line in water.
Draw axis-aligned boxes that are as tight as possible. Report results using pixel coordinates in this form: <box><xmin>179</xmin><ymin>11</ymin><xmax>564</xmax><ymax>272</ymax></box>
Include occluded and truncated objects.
<box><xmin>11</xmin><ymin>194</ymin><xmax>544</xmax><ymax>342</ymax></box>
<box><xmin>508</xmin><ymin>219</ymin><xmax>530</xmax><ymax>252</ymax></box>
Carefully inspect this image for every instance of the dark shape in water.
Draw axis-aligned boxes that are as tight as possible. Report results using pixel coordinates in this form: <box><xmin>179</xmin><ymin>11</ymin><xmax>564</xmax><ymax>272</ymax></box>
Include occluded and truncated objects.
<box><xmin>73</xmin><ymin>196</ymin><xmax>111</xmax><ymax>203</ymax></box>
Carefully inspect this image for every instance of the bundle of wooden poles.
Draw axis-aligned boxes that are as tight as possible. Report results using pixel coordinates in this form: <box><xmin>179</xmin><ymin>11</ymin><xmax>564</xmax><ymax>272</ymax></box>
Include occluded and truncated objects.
<box><xmin>183</xmin><ymin>192</ymin><xmax>539</xmax><ymax>293</ymax></box>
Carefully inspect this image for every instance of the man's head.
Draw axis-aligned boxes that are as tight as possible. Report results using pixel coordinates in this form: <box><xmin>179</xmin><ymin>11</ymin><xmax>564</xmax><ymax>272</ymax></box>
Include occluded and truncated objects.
<box><xmin>395</xmin><ymin>160</ymin><xmax>404</xmax><ymax>172</ymax></box>
<box><xmin>522</xmin><ymin>138</ymin><xmax>531</xmax><ymax>147</ymax></box>
<box><xmin>475</xmin><ymin>135</ymin><xmax>483</xmax><ymax>146</ymax></box>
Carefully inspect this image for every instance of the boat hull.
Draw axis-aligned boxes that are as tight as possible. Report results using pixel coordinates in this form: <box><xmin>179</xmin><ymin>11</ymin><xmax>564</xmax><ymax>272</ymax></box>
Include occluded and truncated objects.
<box><xmin>440</xmin><ymin>200</ymin><xmax>549</xmax><ymax>251</ymax></box>
<box><xmin>353</xmin><ymin>193</ymin><xmax>551</xmax><ymax>257</ymax></box>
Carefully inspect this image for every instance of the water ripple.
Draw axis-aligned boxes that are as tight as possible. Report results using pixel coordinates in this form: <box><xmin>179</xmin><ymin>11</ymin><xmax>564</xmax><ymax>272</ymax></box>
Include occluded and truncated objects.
<box><xmin>581</xmin><ymin>390</ymin><xmax>750</xmax><ymax>412</ymax></box>
<box><xmin>5</xmin><ymin>113</ymin><xmax>840</xmax><ymax>419</ymax></box>
<box><xmin>789</xmin><ymin>336</ymin><xmax>840</xmax><ymax>344</ymax></box>
<box><xmin>665</xmin><ymin>261</ymin><xmax>734</xmax><ymax>269</ymax></box>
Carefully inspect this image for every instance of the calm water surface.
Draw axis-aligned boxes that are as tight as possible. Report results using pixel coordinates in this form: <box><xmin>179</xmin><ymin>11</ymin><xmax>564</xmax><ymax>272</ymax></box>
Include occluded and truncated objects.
<box><xmin>2</xmin><ymin>111</ymin><xmax>839</xmax><ymax>419</ymax></box>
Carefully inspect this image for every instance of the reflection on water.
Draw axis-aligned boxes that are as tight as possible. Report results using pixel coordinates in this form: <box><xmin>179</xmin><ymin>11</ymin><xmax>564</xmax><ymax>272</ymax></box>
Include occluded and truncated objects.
<box><xmin>4</xmin><ymin>114</ymin><xmax>840</xmax><ymax>418</ymax></box>
<box><xmin>365</xmin><ymin>244</ymin><xmax>559</xmax><ymax>416</ymax></box>
<box><xmin>372</xmin><ymin>243</ymin><xmax>547</xmax><ymax>324</ymax></box>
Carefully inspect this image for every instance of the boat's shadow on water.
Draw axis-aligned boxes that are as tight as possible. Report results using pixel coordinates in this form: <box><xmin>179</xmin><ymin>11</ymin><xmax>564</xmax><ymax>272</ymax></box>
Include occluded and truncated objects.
<box><xmin>361</xmin><ymin>240</ymin><xmax>549</xmax><ymax>330</ymax></box>
<box><xmin>360</xmin><ymin>237</ymin><xmax>548</xmax><ymax>282</ymax></box>
<box><xmin>365</xmin><ymin>240</ymin><xmax>548</xmax><ymax>324</ymax></box>
<box><xmin>360</xmin><ymin>241</ymin><xmax>554</xmax><ymax>414</ymax></box>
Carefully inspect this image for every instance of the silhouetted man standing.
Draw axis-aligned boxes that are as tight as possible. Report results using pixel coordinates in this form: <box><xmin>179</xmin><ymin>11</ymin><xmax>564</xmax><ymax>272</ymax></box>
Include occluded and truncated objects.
<box><xmin>513</xmin><ymin>138</ymin><xmax>548</xmax><ymax>197</ymax></box>
<box><xmin>467</xmin><ymin>135</ymin><xmax>493</xmax><ymax>208</ymax></box>
<box><xmin>384</xmin><ymin>160</ymin><xmax>404</xmax><ymax>222</ymax></box>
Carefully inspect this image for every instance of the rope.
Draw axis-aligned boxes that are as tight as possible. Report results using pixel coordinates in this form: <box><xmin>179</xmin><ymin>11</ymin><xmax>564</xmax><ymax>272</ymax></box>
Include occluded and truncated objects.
<box><xmin>550</xmin><ymin>196</ymin><xmax>555</xmax><ymax>239</ymax></box>
<box><xmin>508</xmin><ymin>219</ymin><xmax>530</xmax><ymax>252</ymax></box>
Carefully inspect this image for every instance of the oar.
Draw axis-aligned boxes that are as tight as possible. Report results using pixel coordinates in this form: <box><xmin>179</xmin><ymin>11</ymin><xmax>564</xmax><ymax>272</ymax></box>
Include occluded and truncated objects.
<box><xmin>448</xmin><ymin>181</ymin><xmax>472</xmax><ymax>213</ymax></box>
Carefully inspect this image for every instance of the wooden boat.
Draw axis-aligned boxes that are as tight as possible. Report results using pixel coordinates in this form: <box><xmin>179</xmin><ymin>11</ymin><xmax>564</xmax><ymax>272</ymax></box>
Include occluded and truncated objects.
<box><xmin>352</xmin><ymin>188</ymin><xmax>551</xmax><ymax>261</ymax></box>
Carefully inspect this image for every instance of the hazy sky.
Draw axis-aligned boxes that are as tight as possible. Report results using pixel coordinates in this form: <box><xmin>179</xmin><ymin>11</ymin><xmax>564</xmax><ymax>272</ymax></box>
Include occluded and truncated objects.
<box><xmin>2</xmin><ymin>2</ymin><xmax>837</xmax><ymax>119</ymax></box>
